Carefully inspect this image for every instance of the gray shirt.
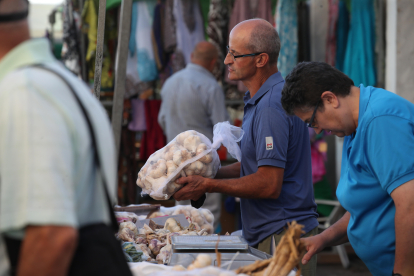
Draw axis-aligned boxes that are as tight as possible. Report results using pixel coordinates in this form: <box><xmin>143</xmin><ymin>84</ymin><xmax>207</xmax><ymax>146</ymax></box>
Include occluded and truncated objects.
<box><xmin>158</xmin><ymin>63</ymin><xmax>229</xmax><ymax>142</ymax></box>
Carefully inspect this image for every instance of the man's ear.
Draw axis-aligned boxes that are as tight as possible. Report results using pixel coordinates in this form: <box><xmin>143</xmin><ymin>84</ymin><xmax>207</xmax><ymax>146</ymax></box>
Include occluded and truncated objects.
<box><xmin>256</xmin><ymin>53</ymin><xmax>269</xmax><ymax>68</ymax></box>
<box><xmin>321</xmin><ymin>91</ymin><xmax>340</xmax><ymax>108</ymax></box>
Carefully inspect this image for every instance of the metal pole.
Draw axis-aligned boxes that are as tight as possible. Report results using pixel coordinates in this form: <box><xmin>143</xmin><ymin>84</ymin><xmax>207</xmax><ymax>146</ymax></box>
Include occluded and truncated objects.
<box><xmin>78</xmin><ymin>0</ymin><xmax>87</xmax><ymax>82</ymax></box>
<box><xmin>93</xmin><ymin>0</ymin><xmax>107</xmax><ymax>99</ymax></box>
<box><xmin>112</xmin><ymin>0</ymin><xmax>133</xmax><ymax>157</ymax></box>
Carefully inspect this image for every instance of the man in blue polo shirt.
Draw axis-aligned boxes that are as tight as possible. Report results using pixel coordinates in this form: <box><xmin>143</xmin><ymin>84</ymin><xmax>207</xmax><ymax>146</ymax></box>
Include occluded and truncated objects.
<box><xmin>174</xmin><ymin>19</ymin><xmax>318</xmax><ymax>276</ymax></box>
<box><xmin>281</xmin><ymin>61</ymin><xmax>414</xmax><ymax>276</ymax></box>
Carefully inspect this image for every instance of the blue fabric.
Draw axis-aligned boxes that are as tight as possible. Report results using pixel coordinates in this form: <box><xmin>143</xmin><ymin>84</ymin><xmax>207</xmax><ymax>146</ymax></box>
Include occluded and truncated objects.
<box><xmin>336</xmin><ymin>85</ymin><xmax>414</xmax><ymax>276</ymax></box>
<box><xmin>276</xmin><ymin>0</ymin><xmax>298</xmax><ymax>78</ymax></box>
<box><xmin>128</xmin><ymin>2</ymin><xmax>138</xmax><ymax>56</ymax></box>
<box><xmin>343</xmin><ymin>0</ymin><xmax>376</xmax><ymax>86</ymax></box>
<box><xmin>239</xmin><ymin>72</ymin><xmax>318</xmax><ymax>246</ymax></box>
<box><xmin>335</xmin><ymin>0</ymin><xmax>349</xmax><ymax>72</ymax></box>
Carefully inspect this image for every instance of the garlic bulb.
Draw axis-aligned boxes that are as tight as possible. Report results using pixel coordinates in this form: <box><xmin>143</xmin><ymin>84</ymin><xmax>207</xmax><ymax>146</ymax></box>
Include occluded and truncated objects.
<box><xmin>196</xmin><ymin>143</ymin><xmax>208</xmax><ymax>155</ymax></box>
<box><xmin>187</xmin><ymin>254</ymin><xmax>212</xmax><ymax>270</ymax></box>
<box><xmin>199</xmin><ymin>152</ymin><xmax>213</xmax><ymax>164</ymax></box>
<box><xmin>149</xmin><ymin>159</ymin><xmax>167</xmax><ymax>178</ymax></box>
<box><xmin>166</xmin><ymin>160</ymin><xmax>178</xmax><ymax>176</ymax></box>
<box><xmin>176</xmin><ymin>130</ymin><xmax>196</xmax><ymax>145</ymax></box>
<box><xmin>183</xmin><ymin>135</ymin><xmax>202</xmax><ymax>154</ymax></box>
<box><xmin>164</xmin><ymin>217</ymin><xmax>182</xmax><ymax>233</ymax></box>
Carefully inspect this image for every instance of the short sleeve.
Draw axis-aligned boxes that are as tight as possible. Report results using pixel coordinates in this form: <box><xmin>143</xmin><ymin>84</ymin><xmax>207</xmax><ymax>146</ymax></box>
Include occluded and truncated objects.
<box><xmin>0</xmin><ymin>84</ymin><xmax>77</xmax><ymax>232</ymax></box>
<box><xmin>254</xmin><ymin>107</ymin><xmax>289</xmax><ymax>168</ymax></box>
<box><xmin>365</xmin><ymin>116</ymin><xmax>414</xmax><ymax>194</ymax></box>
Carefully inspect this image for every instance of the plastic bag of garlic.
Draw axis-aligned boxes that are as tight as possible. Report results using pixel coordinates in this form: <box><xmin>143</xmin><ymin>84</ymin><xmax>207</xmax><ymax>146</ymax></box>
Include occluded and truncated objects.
<box><xmin>137</xmin><ymin>122</ymin><xmax>244</xmax><ymax>200</ymax></box>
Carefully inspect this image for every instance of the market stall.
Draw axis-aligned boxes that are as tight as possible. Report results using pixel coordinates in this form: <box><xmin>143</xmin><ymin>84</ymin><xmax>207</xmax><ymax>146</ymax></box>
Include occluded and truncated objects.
<box><xmin>114</xmin><ymin>204</ymin><xmax>304</xmax><ymax>276</ymax></box>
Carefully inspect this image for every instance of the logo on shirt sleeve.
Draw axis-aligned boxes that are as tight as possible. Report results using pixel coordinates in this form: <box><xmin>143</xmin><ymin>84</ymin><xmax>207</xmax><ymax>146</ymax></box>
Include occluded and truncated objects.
<box><xmin>266</xmin><ymin>136</ymin><xmax>273</xmax><ymax>150</ymax></box>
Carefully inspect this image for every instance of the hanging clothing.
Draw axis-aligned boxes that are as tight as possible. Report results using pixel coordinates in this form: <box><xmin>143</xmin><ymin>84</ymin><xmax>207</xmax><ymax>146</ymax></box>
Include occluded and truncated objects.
<box><xmin>310</xmin><ymin>0</ymin><xmax>329</xmax><ymax>62</ymax></box>
<box><xmin>335</xmin><ymin>0</ymin><xmax>349</xmax><ymax>71</ymax></box>
<box><xmin>128</xmin><ymin>98</ymin><xmax>147</xmax><ymax>132</ymax></box>
<box><xmin>375</xmin><ymin>0</ymin><xmax>385</xmax><ymax>88</ymax></box>
<box><xmin>343</xmin><ymin>0</ymin><xmax>376</xmax><ymax>87</ymax></box>
<box><xmin>62</xmin><ymin>0</ymin><xmax>81</xmax><ymax>75</ymax></box>
<box><xmin>226</xmin><ymin>0</ymin><xmax>274</xmax><ymax>92</ymax></box>
<box><xmin>163</xmin><ymin>0</ymin><xmax>177</xmax><ymax>54</ymax></box>
<box><xmin>136</xmin><ymin>1</ymin><xmax>158</xmax><ymax>82</ymax></box>
<box><xmin>152</xmin><ymin>2</ymin><xmax>166</xmax><ymax>70</ymax></box>
<box><xmin>139</xmin><ymin>100</ymin><xmax>166</xmax><ymax>160</ymax></box>
<box><xmin>207</xmin><ymin>0</ymin><xmax>229</xmax><ymax>82</ymax></box>
<box><xmin>325</xmin><ymin>0</ymin><xmax>339</xmax><ymax>66</ymax></box>
<box><xmin>173</xmin><ymin>0</ymin><xmax>205</xmax><ymax>66</ymax></box>
<box><xmin>297</xmin><ymin>1</ymin><xmax>311</xmax><ymax>62</ymax></box>
<box><xmin>82</xmin><ymin>0</ymin><xmax>115</xmax><ymax>89</ymax></box>
<box><xmin>275</xmin><ymin>0</ymin><xmax>298</xmax><ymax>78</ymax></box>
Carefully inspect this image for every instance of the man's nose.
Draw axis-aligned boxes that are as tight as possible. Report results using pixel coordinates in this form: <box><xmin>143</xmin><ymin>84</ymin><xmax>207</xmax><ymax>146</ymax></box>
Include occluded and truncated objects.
<box><xmin>224</xmin><ymin>52</ymin><xmax>233</xmax><ymax>65</ymax></box>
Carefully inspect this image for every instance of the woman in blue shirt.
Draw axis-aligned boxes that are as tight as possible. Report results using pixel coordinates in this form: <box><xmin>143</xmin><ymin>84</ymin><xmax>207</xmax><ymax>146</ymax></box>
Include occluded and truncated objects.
<box><xmin>281</xmin><ymin>61</ymin><xmax>414</xmax><ymax>276</ymax></box>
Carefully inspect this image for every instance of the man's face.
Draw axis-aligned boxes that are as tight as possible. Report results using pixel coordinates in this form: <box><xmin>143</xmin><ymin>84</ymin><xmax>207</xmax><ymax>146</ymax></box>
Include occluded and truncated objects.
<box><xmin>294</xmin><ymin>102</ymin><xmax>355</xmax><ymax>137</ymax></box>
<box><xmin>224</xmin><ymin>29</ymin><xmax>257</xmax><ymax>81</ymax></box>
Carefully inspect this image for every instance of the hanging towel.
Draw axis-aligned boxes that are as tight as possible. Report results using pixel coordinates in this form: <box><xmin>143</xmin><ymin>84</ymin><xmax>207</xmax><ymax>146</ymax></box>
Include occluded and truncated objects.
<box><xmin>139</xmin><ymin>100</ymin><xmax>166</xmax><ymax>160</ymax></box>
<box><xmin>343</xmin><ymin>0</ymin><xmax>376</xmax><ymax>87</ymax></box>
<box><xmin>275</xmin><ymin>0</ymin><xmax>298</xmax><ymax>78</ymax></box>
<box><xmin>335</xmin><ymin>0</ymin><xmax>349</xmax><ymax>71</ymax></box>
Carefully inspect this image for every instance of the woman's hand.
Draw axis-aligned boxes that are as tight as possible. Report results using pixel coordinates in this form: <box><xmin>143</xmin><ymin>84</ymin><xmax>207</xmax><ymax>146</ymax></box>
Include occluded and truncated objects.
<box><xmin>301</xmin><ymin>234</ymin><xmax>327</xmax><ymax>265</ymax></box>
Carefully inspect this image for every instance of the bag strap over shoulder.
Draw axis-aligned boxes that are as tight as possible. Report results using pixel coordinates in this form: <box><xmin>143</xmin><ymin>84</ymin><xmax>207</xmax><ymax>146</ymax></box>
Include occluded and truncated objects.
<box><xmin>31</xmin><ymin>64</ymin><xmax>119</xmax><ymax>233</ymax></box>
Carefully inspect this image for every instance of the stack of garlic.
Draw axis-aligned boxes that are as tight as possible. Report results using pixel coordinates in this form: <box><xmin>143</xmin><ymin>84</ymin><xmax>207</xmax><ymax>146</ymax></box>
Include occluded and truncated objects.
<box><xmin>148</xmin><ymin>206</ymin><xmax>215</xmax><ymax>234</ymax></box>
<box><xmin>137</xmin><ymin>130</ymin><xmax>219</xmax><ymax>200</ymax></box>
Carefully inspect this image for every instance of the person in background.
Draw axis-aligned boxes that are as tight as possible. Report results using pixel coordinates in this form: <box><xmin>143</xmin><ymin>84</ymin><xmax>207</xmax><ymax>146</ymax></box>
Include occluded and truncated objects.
<box><xmin>281</xmin><ymin>61</ymin><xmax>414</xmax><ymax>276</ymax></box>
<box><xmin>173</xmin><ymin>19</ymin><xmax>318</xmax><ymax>276</ymax></box>
<box><xmin>0</xmin><ymin>1</ymin><xmax>131</xmax><ymax>275</ymax></box>
<box><xmin>158</xmin><ymin>41</ymin><xmax>229</xmax><ymax>232</ymax></box>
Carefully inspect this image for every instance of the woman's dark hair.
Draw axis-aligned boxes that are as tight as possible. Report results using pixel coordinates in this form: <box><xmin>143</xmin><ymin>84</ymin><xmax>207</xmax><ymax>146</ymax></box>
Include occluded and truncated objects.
<box><xmin>281</xmin><ymin>61</ymin><xmax>354</xmax><ymax>115</ymax></box>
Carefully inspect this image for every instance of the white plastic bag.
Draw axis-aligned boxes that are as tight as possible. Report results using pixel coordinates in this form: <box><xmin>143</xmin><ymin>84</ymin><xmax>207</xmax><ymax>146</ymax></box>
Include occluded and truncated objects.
<box><xmin>136</xmin><ymin>122</ymin><xmax>244</xmax><ymax>200</ymax></box>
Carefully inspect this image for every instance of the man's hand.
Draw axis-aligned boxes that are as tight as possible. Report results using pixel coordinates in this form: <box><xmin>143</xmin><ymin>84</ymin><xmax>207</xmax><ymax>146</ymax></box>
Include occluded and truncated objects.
<box><xmin>301</xmin><ymin>234</ymin><xmax>326</xmax><ymax>265</ymax></box>
<box><xmin>173</xmin><ymin>175</ymin><xmax>209</xmax><ymax>201</ymax></box>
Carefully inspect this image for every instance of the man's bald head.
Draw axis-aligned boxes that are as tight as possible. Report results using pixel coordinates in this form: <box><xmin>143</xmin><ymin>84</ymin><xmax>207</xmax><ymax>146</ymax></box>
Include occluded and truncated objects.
<box><xmin>191</xmin><ymin>41</ymin><xmax>218</xmax><ymax>72</ymax></box>
<box><xmin>231</xmin><ymin>19</ymin><xmax>280</xmax><ymax>66</ymax></box>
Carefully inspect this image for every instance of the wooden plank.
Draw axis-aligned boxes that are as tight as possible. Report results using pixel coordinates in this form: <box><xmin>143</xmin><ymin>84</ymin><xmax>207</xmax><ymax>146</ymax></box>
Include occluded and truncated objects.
<box><xmin>112</xmin><ymin>0</ymin><xmax>133</xmax><ymax>156</ymax></box>
<box><xmin>93</xmin><ymin>0</ymin><xmax>107</xmax><ymax>98</ymax></box>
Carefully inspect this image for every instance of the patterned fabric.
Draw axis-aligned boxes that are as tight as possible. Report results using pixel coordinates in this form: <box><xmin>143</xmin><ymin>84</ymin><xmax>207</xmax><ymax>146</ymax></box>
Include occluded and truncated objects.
<box><xmin>62</xmin><ymin>0</ymin><xmax>81</xmax><ymax>75</ymax></box>
<box><xmin>207</xmin><ymin>0</ymin><xmax>228</xmax><ymax>82</ymax></box>
<box><xmin>163</xmin><ymin>0</ymin><xmax>177</xmax><ymax>53</ymax></box>
<box><xmin>275</xmin><ymin>0</ymin><xmax>298</xmax><ymax>78</ymax></box>
<box><xmin>343</xmin><ymin>0</ymin><xmax>376</xmax><ymax>87</ymax></box>
<box><xmin>325</xmin><ymin>0</ymin><xmax>339</xmax><ymax>66</ymax></box>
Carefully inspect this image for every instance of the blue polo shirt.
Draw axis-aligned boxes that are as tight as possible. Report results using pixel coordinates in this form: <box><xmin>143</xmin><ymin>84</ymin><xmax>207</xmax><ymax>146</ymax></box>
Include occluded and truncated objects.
<box><xmin>240</xmin><ymin>72</ymin><xmax>318</xmax><ymax>246</ymax></box>
<box><xmin>336</xmin><ymin>85</ymin><xmax>414</xmax><ymax>276</ymax></box>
